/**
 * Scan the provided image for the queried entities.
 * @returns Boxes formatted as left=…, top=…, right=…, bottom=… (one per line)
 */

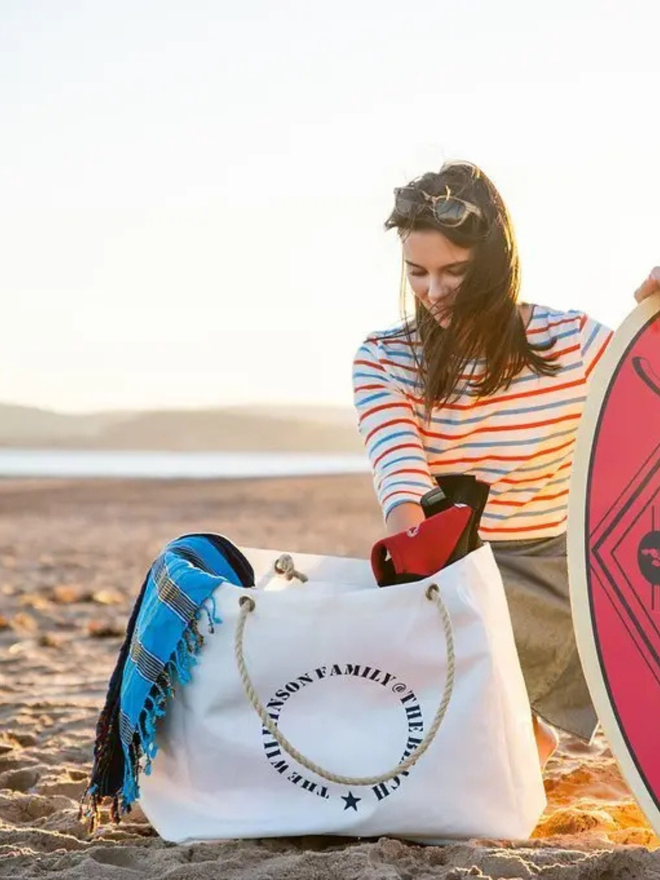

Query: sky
left=1, top=0, right=659, bottom=414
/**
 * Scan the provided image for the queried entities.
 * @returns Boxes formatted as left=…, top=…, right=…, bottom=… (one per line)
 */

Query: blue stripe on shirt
left=369, top=429, right=422, bottom=454
left=414, top=395, right=586, bottom=427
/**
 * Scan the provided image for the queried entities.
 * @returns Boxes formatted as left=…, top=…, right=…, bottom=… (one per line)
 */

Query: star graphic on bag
left=341, top=791, right=361, bottom=811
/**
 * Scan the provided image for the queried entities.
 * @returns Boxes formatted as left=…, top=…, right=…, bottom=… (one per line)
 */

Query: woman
left=352, top=160, right=660, bottom=766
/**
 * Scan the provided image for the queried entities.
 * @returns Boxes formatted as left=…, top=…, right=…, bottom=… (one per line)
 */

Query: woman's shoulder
left=355, top=323, right=419, bottom=355
left=526, top=303, right=588, bottom=333
left=352, top=324, right=421, bottom=391
left=527, top=303, right=613, bottom=340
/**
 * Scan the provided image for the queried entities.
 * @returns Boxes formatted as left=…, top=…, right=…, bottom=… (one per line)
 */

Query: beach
left=1, top=475, right=659, bottom=879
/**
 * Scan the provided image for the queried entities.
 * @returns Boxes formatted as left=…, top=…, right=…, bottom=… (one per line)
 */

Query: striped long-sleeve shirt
left=352, top=304, right=613, bottom=541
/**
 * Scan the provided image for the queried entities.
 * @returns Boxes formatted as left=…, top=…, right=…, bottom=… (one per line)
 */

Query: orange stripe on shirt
left=427, top=438, right=576, bottom=468
left=489, top=488, right=569, bottom=507
left=585, top=332, right=614, bottom=379
left=480, top=515, right=567, bottom=535
left=498, top=460, right=572, bottom=485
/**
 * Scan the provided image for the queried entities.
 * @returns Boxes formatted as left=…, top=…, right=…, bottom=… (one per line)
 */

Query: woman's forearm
left=385, top=502, right=426, bottom=536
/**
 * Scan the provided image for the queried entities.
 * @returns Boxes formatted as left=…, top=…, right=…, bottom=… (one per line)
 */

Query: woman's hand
left=634, top=267, right=660, bottom=304
left=385, top=502, right=426, bottom=537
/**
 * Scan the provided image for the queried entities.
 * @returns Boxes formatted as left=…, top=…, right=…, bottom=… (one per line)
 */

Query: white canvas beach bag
left=138, top=543, right=546, bottom=844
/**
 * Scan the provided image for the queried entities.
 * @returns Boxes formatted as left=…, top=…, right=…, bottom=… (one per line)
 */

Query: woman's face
left=402, top=229, right=472, bottom=328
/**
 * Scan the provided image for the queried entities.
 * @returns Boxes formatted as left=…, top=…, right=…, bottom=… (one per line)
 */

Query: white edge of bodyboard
left=568, top=291, right=660, bottom=835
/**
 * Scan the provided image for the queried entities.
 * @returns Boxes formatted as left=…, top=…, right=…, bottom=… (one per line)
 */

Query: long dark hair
left=385, top=161, right=559, bottom=419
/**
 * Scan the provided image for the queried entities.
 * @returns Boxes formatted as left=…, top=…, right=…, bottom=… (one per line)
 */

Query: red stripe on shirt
left=354, top=358, right=385, bottom=372
left=364, top=416, right=419, bottom=445
left=381, top=486, right=427, bottom=506
left=405, top=376, right=587, bottom=411
left=527, top=316, right=578, bottom=335
left=417, top=411, right=580, bottom=442
left=359, top=400, right=411, bottom=425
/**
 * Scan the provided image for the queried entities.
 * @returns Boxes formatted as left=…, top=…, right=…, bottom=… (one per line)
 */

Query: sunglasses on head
left=393, top=186, right=484, bottom=228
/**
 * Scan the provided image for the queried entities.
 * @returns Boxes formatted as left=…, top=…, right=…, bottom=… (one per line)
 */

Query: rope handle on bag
left=233, top=583, right=455, bottom=786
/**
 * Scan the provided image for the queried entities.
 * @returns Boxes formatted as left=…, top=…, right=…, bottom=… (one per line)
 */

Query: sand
left=1, top=475, right=659, bottom=879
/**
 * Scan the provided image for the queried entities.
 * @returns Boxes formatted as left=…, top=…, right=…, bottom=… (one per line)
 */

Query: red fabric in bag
left=370, top=505, right=472, bottom=587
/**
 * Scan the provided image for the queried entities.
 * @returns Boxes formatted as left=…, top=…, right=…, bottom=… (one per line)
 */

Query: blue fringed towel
left=79, top=533, right=254, bottom=829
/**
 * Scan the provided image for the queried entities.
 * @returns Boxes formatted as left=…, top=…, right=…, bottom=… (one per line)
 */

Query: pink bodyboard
left=569, top=293, right=660, bottom=835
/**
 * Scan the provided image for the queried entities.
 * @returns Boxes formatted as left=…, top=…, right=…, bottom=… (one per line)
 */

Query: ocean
left=0, top=449, right=371, bottom=480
